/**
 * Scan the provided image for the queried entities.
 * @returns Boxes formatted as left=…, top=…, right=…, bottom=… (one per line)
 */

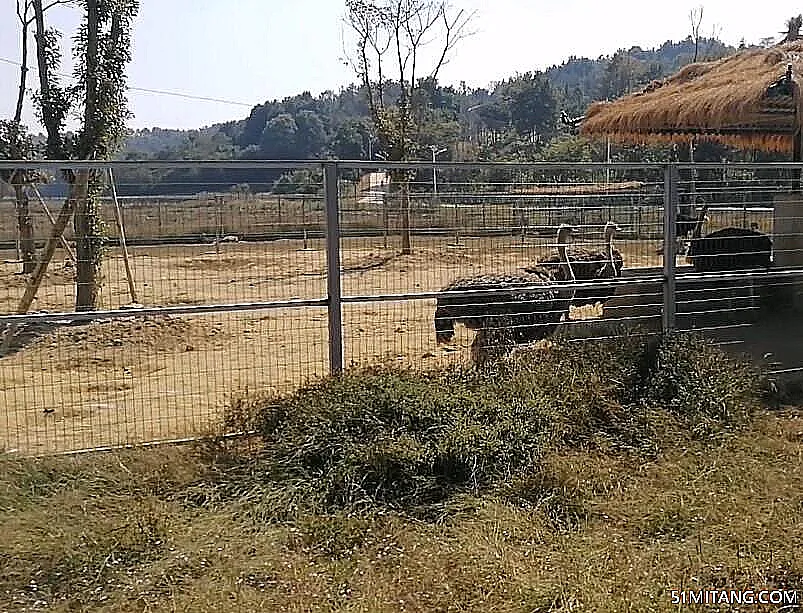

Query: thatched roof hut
left=580, top=35, right=803, bottom=155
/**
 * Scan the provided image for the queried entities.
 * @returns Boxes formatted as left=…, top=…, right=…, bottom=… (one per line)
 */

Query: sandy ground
left=1, top=234, right=664, bottom=454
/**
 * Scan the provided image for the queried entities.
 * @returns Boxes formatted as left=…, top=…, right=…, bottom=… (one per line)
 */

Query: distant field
left=0, top=190, right=774, bottom=248
left=0, top=196, right=778, bottom=454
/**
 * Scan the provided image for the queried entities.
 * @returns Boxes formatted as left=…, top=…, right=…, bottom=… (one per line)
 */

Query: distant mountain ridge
left=109, top=34, right=751, bottom=193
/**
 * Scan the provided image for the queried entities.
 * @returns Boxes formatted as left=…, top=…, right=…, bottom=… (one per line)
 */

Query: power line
left=0, top=56, right=255, bottom=107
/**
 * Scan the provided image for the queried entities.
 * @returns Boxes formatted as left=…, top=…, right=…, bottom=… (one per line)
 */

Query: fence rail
left=1, top=160, right=802, bottom=455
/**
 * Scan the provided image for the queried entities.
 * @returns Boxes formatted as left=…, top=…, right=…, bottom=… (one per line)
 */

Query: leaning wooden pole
left=107, top=168, right=138, bottom=304
left=1, top=173, right=87, bottom=353
left=30, top=185, right=76, bottom=262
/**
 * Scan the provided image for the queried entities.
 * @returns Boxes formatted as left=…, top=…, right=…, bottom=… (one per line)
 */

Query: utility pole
left=430, top=144, right=447, bottom=202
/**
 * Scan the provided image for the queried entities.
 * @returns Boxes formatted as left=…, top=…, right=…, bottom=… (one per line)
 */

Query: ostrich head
left=603, top=221, right=621, bottom=241
left=555, top=224, right=579, bottom=283
left=556, top=224, right=579, bottom=245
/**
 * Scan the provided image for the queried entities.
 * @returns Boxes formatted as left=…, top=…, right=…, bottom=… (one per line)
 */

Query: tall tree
left=0, top=1, right=69, bottom=273
left=260, top=113, right=298, bottom=159
left=344, top=0, right=474, bottom=254
left=332, top=118, right=372, bottom=159
left=16, top=0, right=139, bottom=315
left=505, top=72, right=558, bottom=141
left=294, top=110, right=327, bottom=158
left=689, top=6, right=704, bottom=62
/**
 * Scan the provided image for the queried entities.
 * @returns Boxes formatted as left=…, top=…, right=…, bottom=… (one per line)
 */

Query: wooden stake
left=1, top=173, right=87, bottom=353
left=30, top=185, right=76, bottom=262
left=107, top=169, right=137, bottom=304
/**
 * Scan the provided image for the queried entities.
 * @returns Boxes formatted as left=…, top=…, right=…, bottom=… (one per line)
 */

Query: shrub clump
left=221, top=332, right=765, bottom=515
left=226, top=366, right=552, bottom=512
left=646, top=331, right=762, bottom=428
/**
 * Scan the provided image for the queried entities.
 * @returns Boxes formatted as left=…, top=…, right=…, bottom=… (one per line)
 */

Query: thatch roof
left=580, top=40, right=803, bottom=152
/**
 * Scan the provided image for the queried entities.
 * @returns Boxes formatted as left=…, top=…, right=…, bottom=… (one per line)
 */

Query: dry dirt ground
left=1, top=234, right=663, bottom=455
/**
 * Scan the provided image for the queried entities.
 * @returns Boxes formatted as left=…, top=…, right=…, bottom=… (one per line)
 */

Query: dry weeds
left=0, top=408, right=799, bottom=612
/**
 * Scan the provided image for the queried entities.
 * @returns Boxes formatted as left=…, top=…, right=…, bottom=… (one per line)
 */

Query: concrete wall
left=773, top=193, right=803, bottom=310
left=773, top=193, right=803, bottom=268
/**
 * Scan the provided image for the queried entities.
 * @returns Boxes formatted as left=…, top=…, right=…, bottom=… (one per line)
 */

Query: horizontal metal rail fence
left=1, top=160, right=802, bottom=455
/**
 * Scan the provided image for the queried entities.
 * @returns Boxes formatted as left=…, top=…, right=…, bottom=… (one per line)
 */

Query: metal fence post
left=324, top=162, right=344, bottom=374
left=663, top=164, right=679, bottom=332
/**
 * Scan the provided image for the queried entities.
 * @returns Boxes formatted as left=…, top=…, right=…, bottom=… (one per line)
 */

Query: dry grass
left=581, top=40, right=802, bottom=152
left=0, top=194, right=328, bottom=245
left=0, top=407, right=800, bottom=612
left=512, top=180, right=646, bottom=195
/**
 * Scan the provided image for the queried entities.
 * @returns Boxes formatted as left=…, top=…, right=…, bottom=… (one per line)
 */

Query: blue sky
left=1, top=0, right=800, bottom=131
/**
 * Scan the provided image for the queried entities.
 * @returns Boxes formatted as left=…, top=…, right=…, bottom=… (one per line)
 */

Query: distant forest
left=113, top=36, right=784, bottom=195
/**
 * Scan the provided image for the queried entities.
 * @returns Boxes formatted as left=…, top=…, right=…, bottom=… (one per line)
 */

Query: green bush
left=220, top=332, right=765, bottom=516
left=234, top=367, right=551, bottom=511
left=645, top=332, right=761, bottom=428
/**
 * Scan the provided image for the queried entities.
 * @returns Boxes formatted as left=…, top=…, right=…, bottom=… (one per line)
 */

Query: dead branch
left=690, top=6, right=704, bottom=62
left=430, top=6, right=475, bottom=81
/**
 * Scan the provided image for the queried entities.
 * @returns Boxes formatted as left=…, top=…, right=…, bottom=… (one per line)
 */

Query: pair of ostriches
left=434, top=222, right=623, bottom=365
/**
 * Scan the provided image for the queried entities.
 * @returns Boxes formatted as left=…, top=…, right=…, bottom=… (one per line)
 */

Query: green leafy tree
left=294, top=110, right=327, bottom=158
left=272, top=169, right=324, bottom=195
left=505, top=72, right=558, bottom=141
left=332, top=118, right=372, bottom=159
left=15, top=0, right=139, bottom=315
left=260, top=113, right=298, bottom=159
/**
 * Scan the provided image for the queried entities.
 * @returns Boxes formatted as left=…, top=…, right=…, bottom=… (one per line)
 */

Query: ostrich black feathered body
left=687, top=227, right=772, bottom=272
left=434, top=269, right=568, bottom=345
left=529, top=247, right=623, bottom=306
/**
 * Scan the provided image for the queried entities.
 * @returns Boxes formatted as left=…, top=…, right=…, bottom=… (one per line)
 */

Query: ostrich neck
left=691, top=203, right=709, bottom=239
left=606, top=234, right=617, bottom=276
left=558, top=243, right=576, bottom=301
left=558, top=244, right=575, bottom=281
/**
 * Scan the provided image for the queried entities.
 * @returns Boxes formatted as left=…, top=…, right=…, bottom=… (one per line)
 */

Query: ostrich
left=686, top=226, right=772, bottom=272
left=434, top=225, right=578, bottom=365
left=683, top=225, right=773, bottom=323
left=656, top=204, right=710, bottom=256
left=676, top=212, right=700, bottom=241
left=528, top=221, right=623, bottom=308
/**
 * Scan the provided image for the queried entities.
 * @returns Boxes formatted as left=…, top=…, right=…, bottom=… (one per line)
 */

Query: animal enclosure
left=1, top=160, right=802, bottom=455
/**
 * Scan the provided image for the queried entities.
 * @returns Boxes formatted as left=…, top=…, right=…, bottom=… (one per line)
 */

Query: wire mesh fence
left=1, top=160, right=802, bottom=455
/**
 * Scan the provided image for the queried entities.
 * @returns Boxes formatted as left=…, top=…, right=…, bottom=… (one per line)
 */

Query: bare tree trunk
left=14, top=172, right=88, bottom=315
left=32, top=0, right=61, bottom=157
left=13, top=185, right=36, bottom=274
left=11, top=179, right=37, bottom=274
left=74, top=0, right=102, bottom=311
left=1, top=175, right=89, bottom=354
left=15, top=1, right=30, bottom=123
left=12, top=3, right=38, bottom=273
left=73, top=172, right=102, bottom=310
